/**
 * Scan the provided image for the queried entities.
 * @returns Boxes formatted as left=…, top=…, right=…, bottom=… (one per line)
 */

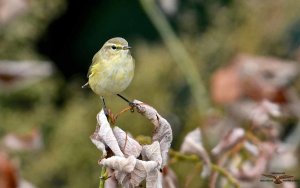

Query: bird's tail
left=81, top=82, right=90, bottom=89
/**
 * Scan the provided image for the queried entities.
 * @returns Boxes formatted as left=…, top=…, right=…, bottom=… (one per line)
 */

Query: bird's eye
left=111, top=45, right=117, bottom=50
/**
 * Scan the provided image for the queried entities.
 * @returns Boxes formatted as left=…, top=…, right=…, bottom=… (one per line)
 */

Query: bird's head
left=100, top=37, right=131, bottom=60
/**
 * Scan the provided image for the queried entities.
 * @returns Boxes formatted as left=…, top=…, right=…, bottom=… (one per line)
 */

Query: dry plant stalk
left=90, top=100, right=173, bottom=188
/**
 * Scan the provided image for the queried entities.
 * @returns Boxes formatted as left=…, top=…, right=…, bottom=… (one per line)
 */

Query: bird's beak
left=123, top=46, right=131, bottom=50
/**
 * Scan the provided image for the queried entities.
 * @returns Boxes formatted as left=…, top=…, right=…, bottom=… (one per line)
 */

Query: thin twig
left=245, top=131, right=261, bottom=145
left=111, top=106, right=133, bottom=124
left=169, top=149, right=199, bottom=162
left=211, top=164, right=240, bottom=188
left=99, top=166, right=107, bottom=188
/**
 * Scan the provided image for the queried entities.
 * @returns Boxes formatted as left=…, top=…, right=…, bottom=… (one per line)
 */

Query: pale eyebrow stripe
left=106, top=43, right=124, bottom=50
left=106, top=43, right=115, bottom=46
left=106, top=42, right=123, bottom=46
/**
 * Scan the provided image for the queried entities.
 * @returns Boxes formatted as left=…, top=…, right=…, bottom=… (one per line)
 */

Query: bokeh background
left=1, top=0, right=300, bottom=187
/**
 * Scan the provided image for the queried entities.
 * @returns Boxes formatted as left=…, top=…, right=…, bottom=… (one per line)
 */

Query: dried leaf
left=236, top=55, right=298, bottom=89
left=130, top=160, right=159, bottom=187
left=133, top=100, right=173, bottom=167
left=100, top=156, right=136, bottom=173
left=96, top=110, right=124, bottom=157
left=180, top=128, right=211, bottom=176
left=146, top=168, right=161, bottom=188
left=249, top=100, right=281, bottom=126
left=211, top=128, right=245, bottom=156
left=212, top=54, right=299, bottom=104
left=114, top=171, right=131, bottom=188
left=90, top=101, right=172, bottom=188
left=90, top=127, right=107, bottom=157
left=237, top=54, right=298, bottom=102
left=113, top=159, right=160, bottom=188
left=113, top=126, right=142, bottom=158
left=230, top=142, right=277, bottom=181
left=142, top=141, right=162, bottom=168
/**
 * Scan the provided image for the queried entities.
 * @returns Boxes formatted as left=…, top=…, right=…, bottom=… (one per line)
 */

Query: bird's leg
left=101, top=97, right=117, bottom=124
left=101, top=96, right=109, bottom=117
left=116, top=94, right=136, bottom=112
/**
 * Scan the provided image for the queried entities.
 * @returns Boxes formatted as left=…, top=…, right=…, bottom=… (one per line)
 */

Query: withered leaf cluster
left=90, top=100, right=173, bottom=188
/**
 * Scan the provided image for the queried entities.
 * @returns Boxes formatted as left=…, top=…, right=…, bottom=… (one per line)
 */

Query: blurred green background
left=1, top=0, right=300, bottom=187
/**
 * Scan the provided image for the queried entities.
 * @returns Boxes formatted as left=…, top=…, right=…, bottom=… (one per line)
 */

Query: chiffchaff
left=82, top=37, right=135, bottom=111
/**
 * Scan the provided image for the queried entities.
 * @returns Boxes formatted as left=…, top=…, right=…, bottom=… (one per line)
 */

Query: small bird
left=262, top=174, right=294, bottom=184
left=82, top=37, right=135, bottom=114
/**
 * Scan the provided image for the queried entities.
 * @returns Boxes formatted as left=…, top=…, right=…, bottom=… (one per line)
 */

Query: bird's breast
left=88, top=55, right=134, bottom=96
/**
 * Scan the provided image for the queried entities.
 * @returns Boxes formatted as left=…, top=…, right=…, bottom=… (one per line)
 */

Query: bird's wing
left=87, top=52, right=100, bottom=78
left=279, top=175, right=294, bottom=179
left=262, top=174, right=276, bottom=179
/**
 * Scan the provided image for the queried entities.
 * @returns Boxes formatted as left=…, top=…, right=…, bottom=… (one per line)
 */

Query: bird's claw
left=129, top=102, right=137, bottom=112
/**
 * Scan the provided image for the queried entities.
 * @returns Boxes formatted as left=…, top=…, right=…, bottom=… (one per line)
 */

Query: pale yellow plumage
left=83, top=37, right=135, bottom=97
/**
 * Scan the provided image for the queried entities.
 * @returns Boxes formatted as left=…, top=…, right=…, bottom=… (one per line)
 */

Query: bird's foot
left=129, top=101, right=137, bottom=112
